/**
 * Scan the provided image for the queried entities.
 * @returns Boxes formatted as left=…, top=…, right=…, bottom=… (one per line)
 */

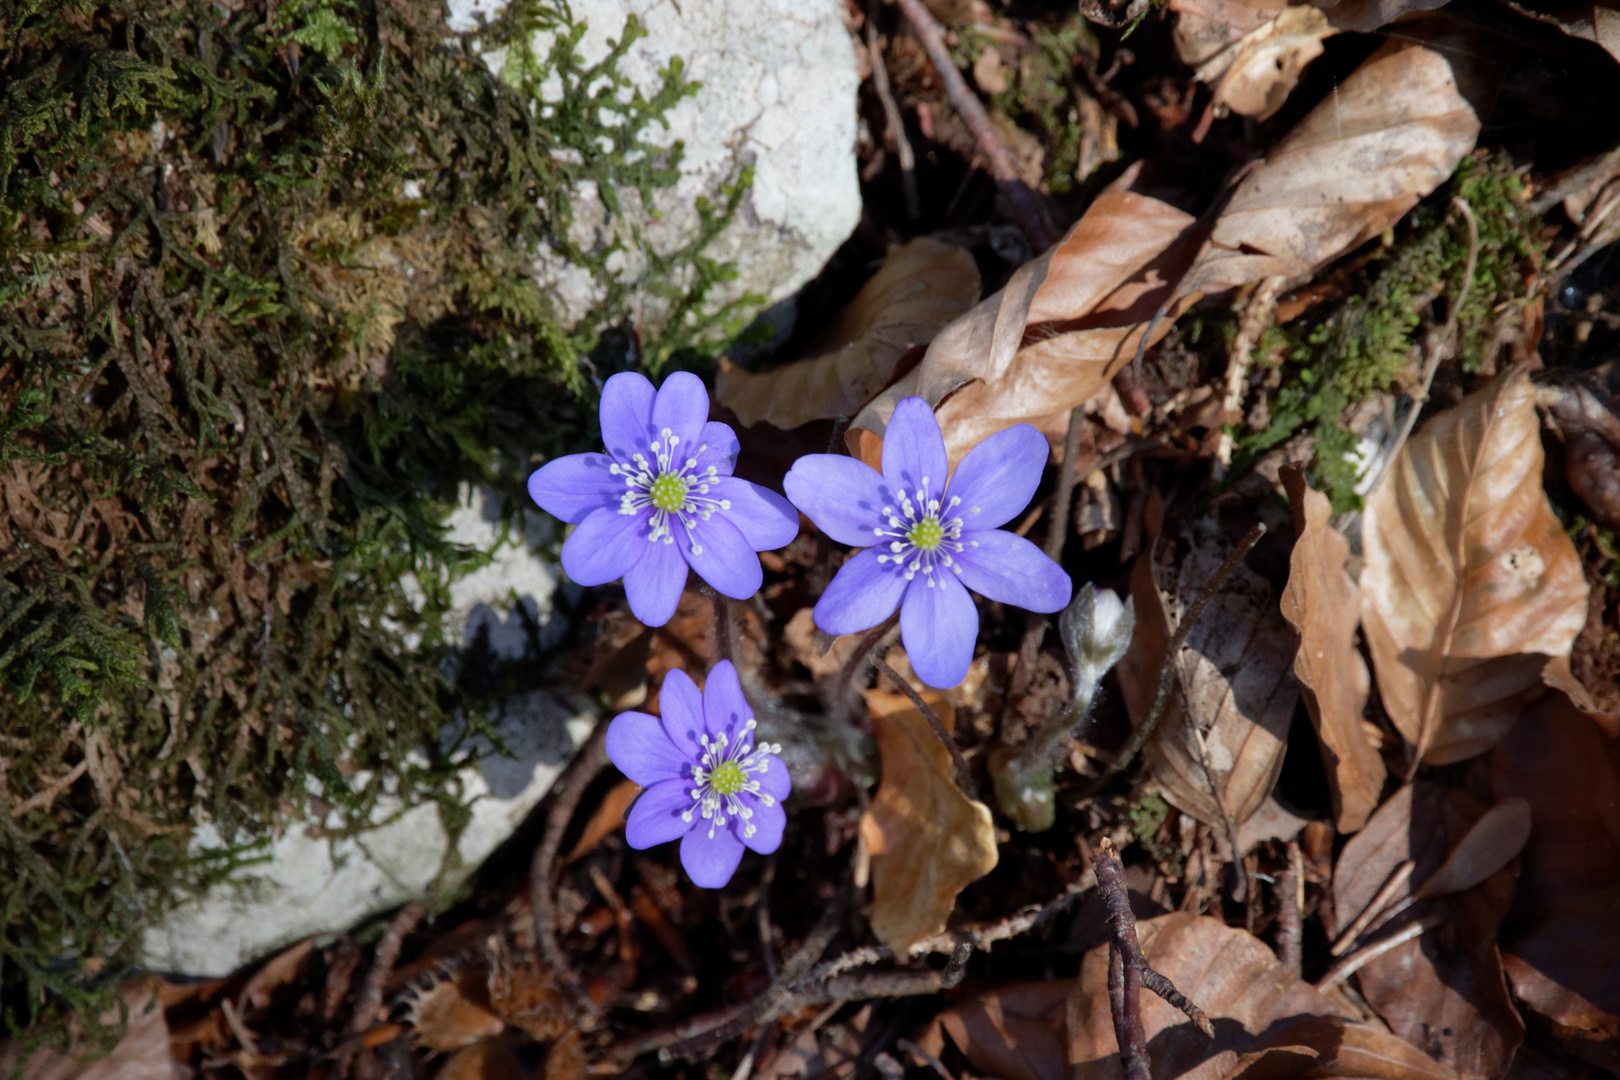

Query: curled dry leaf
left=1492, top=692, right=1620, bottom=1070
left=1177, top=37, right=1481, bottom=299
left=920, top=981, right=1070, bottom=1080
left=1279, top=468, right=1385, bottom=833
left=1116, top=527, right=1299, bottom=829
left=1175, top=0, right=1338, bottom=120
left=1067, top=913, right=1457, bottom=1080
left=1331, top=783, right=1525, bottom=1079
left=402, top=971, right=506, bottom=1053
left=858, top=689, right=999, bottom=954
left=715, top=237, right=981, bottom=429
left=1361, top=366, right=1589, bottom=765
left=850, top=185, right=1196, bottom=466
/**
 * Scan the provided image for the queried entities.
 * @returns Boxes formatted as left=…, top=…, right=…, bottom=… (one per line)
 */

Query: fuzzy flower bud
left=1059, top=583, right=1135, bottom=701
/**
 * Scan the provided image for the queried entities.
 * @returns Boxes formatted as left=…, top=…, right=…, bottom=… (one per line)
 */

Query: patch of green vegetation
left=0, top=0, right=754, bottom=1044
left=1127, top=791, right=1182, bottom=875
left=1231, top=151, right=1542, bottom=511
left=963, top=13, right=1112, bottom=196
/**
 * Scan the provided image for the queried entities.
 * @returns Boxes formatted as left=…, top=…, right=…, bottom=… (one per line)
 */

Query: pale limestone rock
left=448, top=0, right=861, bottom=335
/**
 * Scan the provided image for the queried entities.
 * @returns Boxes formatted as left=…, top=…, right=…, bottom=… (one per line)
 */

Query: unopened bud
left=1059, top=583, right=1135, bottom=698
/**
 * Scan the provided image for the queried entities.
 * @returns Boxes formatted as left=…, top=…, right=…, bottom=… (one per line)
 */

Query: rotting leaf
left=1177, top=37, right=1482, bottom=299
left=1066, top=913, right=1457, bottom=1080
left=858, top=690, right=999, bottom=954
left=0, top=980, right=174, bottom=1080
left=1279, top=468, right=1385, bottom=833
left=1116, top=526, right=1299, bottom=829
left=1361, top=365, right=1589, bottom=765
left=1492, top=692, right=1620, bottom=1071
left=850, top=183, right=1195, bottom=466
left=1331, top=783, right=1525, bottom=1080
left=716, top=238, right=980, bottom=430
left=920, top=981, right=1070, bottom=1080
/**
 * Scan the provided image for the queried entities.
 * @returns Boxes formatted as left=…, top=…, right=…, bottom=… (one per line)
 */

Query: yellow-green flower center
left=709, top=759, right=747, bottom=796
left=907, top=516, right=945, bottom=552
left=649, top=472, right=690, bottom=512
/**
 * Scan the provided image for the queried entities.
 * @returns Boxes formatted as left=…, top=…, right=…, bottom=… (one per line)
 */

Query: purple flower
left=605, top=660, right=789, bottom=888
left=527, top=371, right=799, bottom=626
left=783, top=397, right=1072, bottom=689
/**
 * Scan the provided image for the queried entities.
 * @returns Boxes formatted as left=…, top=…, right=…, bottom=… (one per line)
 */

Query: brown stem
left=866, top=9, right=920, bottom=221
left=871, top=648, right=975, bottom=795
left=1096, top=837, right=1214, bottom=1075
left=833, top=611, right=901, bottom=716
left=892, top=0, right=1055, bottom=249
left=529, top=722, right=610, bottom=1017
left=1101, top=523, right=1266, bottom=780
left=333, top=901, right=425, bottom=1076
left=1276, top=840, right=1304, bottom=974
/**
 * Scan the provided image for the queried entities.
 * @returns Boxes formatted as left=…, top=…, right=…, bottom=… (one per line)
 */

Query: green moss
left=0, top=0, right=752, bottom=1042
left=1231, top=151, right=1542, bottom=511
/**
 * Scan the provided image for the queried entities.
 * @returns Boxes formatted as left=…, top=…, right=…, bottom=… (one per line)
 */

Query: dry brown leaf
left=562, top=778, right=640, bottom=865
left=238, top=936, right=317, bottom=1012
left=783, top=607, right=862, bottom=679
left=1361, top=366, right=1590, bottom=765
left=402, top=970, right=506, bottom=1052
left=1280, top=468, right=1385, bottom=833
left=435, top=1035, right=531, bottom=1080
left=1175, top=0, right=1338, bottom=120
left=1066, top=913, right=1457, bottom=1080
left=1505, top=1, right=1620, bottom=64
left=1331, top=783, right=1525, bottom=1079
left=1116, top=527, right=1299, bottom=828
left=858, top=689, right=998, bottom=953
left=715, top=238, right=980, bottom=429
left=1492, top=692, right=1620, bottom=1071
left=921, top=981, right=1070, bottom=1080
left=0, top=980, right=176, bottom=1080
left=1178, top=37, right=1481, bottom=299
left=849, top=185, right=1195, bottom=466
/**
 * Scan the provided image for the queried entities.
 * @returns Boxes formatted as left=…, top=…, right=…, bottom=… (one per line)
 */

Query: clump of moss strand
left=1231, top=151, right=1542, bottom=511
left=0, top=0, right=751, bottom=1042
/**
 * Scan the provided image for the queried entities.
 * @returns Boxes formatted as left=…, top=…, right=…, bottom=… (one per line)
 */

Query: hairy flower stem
left=832, top=612, right=900, bottom=718
left=703, top=582, right=736, bottom=667
left=991, top=664, right=1104, bottom=832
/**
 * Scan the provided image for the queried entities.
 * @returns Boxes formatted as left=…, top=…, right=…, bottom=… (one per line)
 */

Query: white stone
left=139, top=486, right=584, bottom=977
left=446, top=0, right=862, bottom=334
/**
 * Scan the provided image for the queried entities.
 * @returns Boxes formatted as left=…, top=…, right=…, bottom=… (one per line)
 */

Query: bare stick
left=530, top=722, right=610, bottom=1016
left=1214, top=276, right=1288, bottom=471
left=1096, top=838, right=1212, bottom=1080
left=1100, top=523, right=1267, bottom=781
left=867, top=11, right=921, bottom=221
left=893, top=0, right=1055, bottom=249
left=1276, top=841, right=1304, bottom=974
left=871, top=648, right=974, bottom=794
left=1317, top=913, right=1443, bottom=988
left=1329, top=860, right=1415, bottom=956
left=348, top=902, right=424, bottom=1036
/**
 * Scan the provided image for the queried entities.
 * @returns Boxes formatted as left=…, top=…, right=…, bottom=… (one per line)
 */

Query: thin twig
left=530, top=722, right=610, bottom=1016
left=348, top=902, right=424, bottom=1037
left=1317, top=914, right=1443, bottom=988
left=871, top=648, right=974, bottom=794
left=758, top=851, right=779, bottom=982
left=1096, top=838, right=1212, bottom=1080
left=1190, top=723, right=1245, bottom=902
left=10, top=760, right=88, bottom=818
left=1276, top=840, right=1304, bottom=974
left=1098, top=523, right=1267, bottom=781
left=893, top=0, right=1055, bottom=249
left=1214, top=275, right=1288, bottom=472
left=867, top=10, right=920, bottom=221
left=898, top=1037, right=957, bottom=1080
left=1329, top=860, right=1415, bottom=957
left=703, top=582, right=736, bottom=667
left=833, top=611, right=901, bottom=717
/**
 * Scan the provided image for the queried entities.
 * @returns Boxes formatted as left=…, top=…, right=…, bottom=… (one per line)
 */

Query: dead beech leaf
left=1177, top=0, right=1338, bottom=120
left=1067, top=913, right=1456, bottom=1080
left=562, top=778, right=640, bottom=865
left=1331, top=783, right=1525, bottom=1079
left=715, top=238, right=980, bottom=429
left=850, top=185, right=1195, bottom=466
left=921, top=981, right=1069, bottom=1080
left=402, top=970, right=506, bottom=1052
left=1492, top=693, right=1620, bottom=1069
left=1116, top=527, right=1299, bottom=828
left=858, top=690, right=998, bottom=953
left=1361, top=366, right=1590, bottom=765
left=1, top=979, right=176, bottom=1080
left=1178, top=37, right=1481, bottom=299
left=239, top=936, right=317, bottom=1011
left=1280, top=468, right=1385, bottom=833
